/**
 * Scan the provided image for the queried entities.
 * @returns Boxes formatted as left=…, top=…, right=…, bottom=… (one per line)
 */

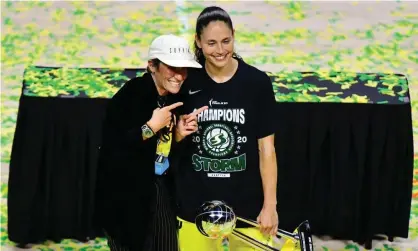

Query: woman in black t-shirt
left=173, top=6, right=280, bottom=251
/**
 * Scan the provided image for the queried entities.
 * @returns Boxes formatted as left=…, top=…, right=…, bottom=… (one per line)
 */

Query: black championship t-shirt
left=175, top=58, right=277, bottom=224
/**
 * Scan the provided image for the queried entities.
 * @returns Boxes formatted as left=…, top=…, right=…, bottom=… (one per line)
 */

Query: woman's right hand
left=175, top=106, right=208, bottom=142
left=147, top=102, right=183, bottom=133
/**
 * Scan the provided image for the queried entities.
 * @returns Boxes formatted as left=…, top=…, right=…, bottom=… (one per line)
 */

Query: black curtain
left=7, top=96, right=108, bottom=244
left=275, top=102, right=414, bottom=244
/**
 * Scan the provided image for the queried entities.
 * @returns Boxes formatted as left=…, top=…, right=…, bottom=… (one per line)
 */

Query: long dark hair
left=194, top=6, right=241, bottom=65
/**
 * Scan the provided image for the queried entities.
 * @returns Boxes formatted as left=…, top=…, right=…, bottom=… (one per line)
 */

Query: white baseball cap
left=148, top=34, right=202, bottom=68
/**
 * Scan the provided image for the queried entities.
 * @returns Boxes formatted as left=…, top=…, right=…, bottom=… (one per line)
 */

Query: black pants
left=105, top=176, right=179, bottom=251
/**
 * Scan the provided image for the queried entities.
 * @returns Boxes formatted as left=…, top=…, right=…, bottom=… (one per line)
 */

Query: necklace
left=157, top=95, right=167, bottom=108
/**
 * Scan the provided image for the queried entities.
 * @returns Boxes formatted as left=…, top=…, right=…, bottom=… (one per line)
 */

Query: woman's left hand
left=257, top=204, right=279, bottom=236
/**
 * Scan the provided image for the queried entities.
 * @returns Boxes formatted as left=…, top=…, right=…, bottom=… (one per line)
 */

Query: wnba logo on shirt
left=209, top=98, right=228, bottom=107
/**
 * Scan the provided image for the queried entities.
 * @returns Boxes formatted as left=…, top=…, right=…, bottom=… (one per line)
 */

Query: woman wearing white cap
left=94, top=34, right=206, bottom=251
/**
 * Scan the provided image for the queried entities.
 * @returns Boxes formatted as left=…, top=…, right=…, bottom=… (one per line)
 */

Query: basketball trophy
left=195, top=200, right=314, bottom=251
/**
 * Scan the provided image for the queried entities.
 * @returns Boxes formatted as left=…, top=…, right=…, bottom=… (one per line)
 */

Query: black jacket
left=93, top=73, right=181, bottom=250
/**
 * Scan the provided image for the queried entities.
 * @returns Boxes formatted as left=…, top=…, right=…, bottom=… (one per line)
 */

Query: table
left=7, top=66, right=414, bottom=249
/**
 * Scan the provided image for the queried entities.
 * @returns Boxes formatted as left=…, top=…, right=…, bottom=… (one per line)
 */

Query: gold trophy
left=195, top=200, right=314, bottom=251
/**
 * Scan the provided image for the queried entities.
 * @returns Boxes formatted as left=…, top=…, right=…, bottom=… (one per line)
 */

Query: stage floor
left=1, top=1, right=417, bottom=250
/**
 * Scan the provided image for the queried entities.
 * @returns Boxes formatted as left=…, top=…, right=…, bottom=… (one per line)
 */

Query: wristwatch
left=141, top=123, right=155, bottom=139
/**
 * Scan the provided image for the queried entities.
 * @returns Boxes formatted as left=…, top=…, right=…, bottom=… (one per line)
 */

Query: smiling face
left=148, top=60, right=188, bottom=96
left=196, top=20, right=234, bottom=69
